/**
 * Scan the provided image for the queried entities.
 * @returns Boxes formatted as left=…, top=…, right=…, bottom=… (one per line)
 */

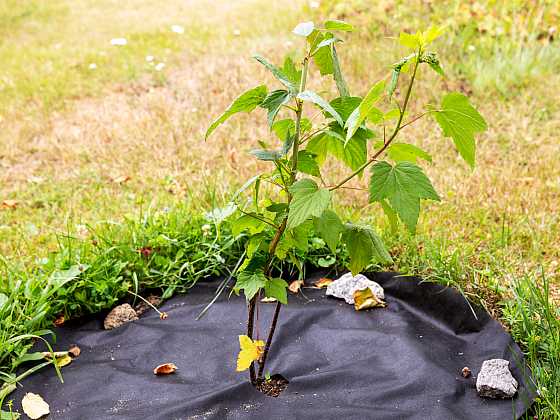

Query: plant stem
left=247, top=296, right=257, bottom=384
left=255, top=54, right=310, bottom=382
left=329, top=51, right=422, bottom=191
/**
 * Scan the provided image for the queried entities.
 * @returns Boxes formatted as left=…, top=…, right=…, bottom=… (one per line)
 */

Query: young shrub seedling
left=205, top=21, right=487, bottom=392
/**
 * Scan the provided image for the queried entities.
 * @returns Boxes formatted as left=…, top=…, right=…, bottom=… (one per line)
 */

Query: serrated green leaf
left=287, top=179, right=331, bottom=229
left=231, top=214, right=267, bottom=236
left=377, top=141, right=432, bottom=163
left=272, top=118, right=311, bottom=141
left=1, top=409, right=20, bottom=420
left=308, top=31, right=334, bottom=75
left=297, top=90, right=343, bottom=126
left=420, top=51, right=444, bottom=76
left=235, top=271, right=267, bottom=301
left=329, top=96, right=362, bottom=121
left=324, top=19, right=354, bottom=32
left=380, top=200, right=399, bottom=234
left=369, top=161, right=440, bottom=233
left=265, top=278, right=289, bottom=304
left=253, top=55, right=296, bottom=92
left=205, top=85, right=267, bottom=139
left=423, top=26, right=446, bottom=44
left=345, top=80, right=385, bottom=141
left=260, top=89, right=290, bottom=127
left=343, top=224, right=392, bottom=275
left=275, top=221, right=311, bottom=259
left=293, top=21, right=315, bottom=37
left=297, top=150, right=321, bottom=177
left=307, top=123, right=372, bottom=172
left=314, top=209, right=344, bottom=252
left=433, top=93, right=487, bottom=168
left=282, top=56, right=302, bottom=87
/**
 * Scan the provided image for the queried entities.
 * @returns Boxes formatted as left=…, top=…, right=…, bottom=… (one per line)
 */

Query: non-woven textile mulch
left=12, top=272, right=534, bottom=419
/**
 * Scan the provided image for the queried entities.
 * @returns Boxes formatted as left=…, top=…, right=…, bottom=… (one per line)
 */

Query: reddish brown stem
left=257, top=300, right=282, bottom=379
left=247, top=296, right=257, bottom=384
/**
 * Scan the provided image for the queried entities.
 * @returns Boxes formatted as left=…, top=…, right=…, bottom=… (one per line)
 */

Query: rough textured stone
left=476, top=359, right=518, bottom=399
left=326, top=273, right=384, bottom=304
left=104, top=304, right=139, bottom=330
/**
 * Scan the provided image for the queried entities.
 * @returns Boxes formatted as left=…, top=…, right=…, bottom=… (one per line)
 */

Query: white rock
left=326, top=273, right=384, bottom=304
left=476, top=359, right=518, bottom=399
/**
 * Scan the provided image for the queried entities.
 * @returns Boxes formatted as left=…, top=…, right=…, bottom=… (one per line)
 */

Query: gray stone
left=104, top=304, right=139, bottom=330
left=476, top=359, right=518, bottom=399
left=326, top=273, right=384, bottom=304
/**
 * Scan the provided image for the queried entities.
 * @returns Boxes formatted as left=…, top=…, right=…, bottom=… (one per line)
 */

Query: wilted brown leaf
left=462, top=366, right=472, bottom=378
left=68, top=345, right=81, bottom=358
left=1, top=199, right=18, bottom=209
left=153, top=362, right=177, bottom=375
left=22, top=392, right=50, bottom=419
left=353, top=288, right=386, bottom=311
left=313, top=278, right=333, bottom=289
left=54, top=314, right=65, bottom=327
left=288, top=280, right=303, bottom=294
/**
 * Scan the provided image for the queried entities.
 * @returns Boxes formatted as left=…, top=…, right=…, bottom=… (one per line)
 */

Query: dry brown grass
left=0, top=0, right=558, bottom=295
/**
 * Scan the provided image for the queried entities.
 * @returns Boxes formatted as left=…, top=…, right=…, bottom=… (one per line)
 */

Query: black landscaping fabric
left=12, top=272, right=534, bottom=419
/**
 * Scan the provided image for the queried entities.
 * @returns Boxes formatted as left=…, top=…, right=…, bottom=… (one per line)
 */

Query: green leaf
left=329, top=96, right=361, bottom=121
left=293, top=21, right=315, bottom=37
left=324, top=19, right=354, bottom=32
left=380, top=200, right=399, bottom=234
left=423, top=26, right=446, bottom=44
left=275, top=221, right=311, bottom=259
left=377, top=141, right=432, bottom=163
left=250, top=148, right=282, bottom=161
left=260, top=89, right=290, bottom=127
left=313, top=37, right=340, bottom=53
left=297, top=90, right=343, bottom=126
left=272, top=118, right=311, bottom=141
left=308, top=31, right=334, bottom=75
left=1, top=409, right=20, bottom=420
left=205, top=85, right=267, bottom=139
left=345, top=80, right=385, bottom=141
left=297, top=150, right=321, bottom=177
left=343, top=224, right=392, bottom=275
left=331, top=45, right=350, bottom=97
left=231, top=214, right=267, bottom=236
left=399, top=31, right=421, bottom=50
left=433, top=93, right=487, bottom=168
left=307, top=123, right=372, bottom=172
left=287, top=179, right=331, bottom=229
left=282, top=56, right=302, bottom=87
left=235, top=271, right=267, bottom=301
left=264, top=278, right=289, bottom=304
left=369, top=161, right=440, bottom=233
left=253, top=55, right=296, bottom=92
left=314, top=209, right=344, bottom=252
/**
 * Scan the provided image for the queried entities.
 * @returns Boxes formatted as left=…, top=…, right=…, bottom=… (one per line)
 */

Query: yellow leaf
left=288, top=280, right=303, bottom=294
left=55, top=354, right=73, bottom=367
left=353, top=288, right=386, bottom=311
left=22, top=392, right=50, bottom=419
left=236, top=335, right=264, bottom=372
